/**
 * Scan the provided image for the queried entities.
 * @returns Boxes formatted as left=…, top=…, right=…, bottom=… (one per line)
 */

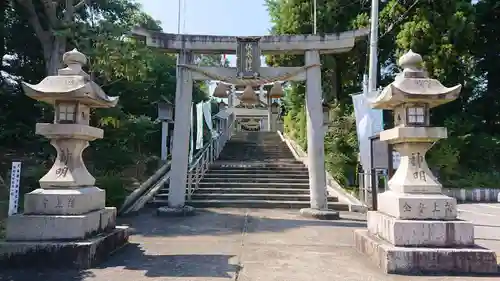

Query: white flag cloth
left=352, top=93, right=383, bottom=171
left=202, top=101, right=213, bottom=131
left=196, top=102, right=204, bottom=149
left=189, top=102, right=194, bottom=163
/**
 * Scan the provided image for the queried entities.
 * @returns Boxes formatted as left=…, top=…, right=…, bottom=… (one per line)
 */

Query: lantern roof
left=21, top=49, right=119, bottom=108
left=371, top=50, right=461, bottom=110
left=238, top=85, right=260, bottom=105
left=268, top=82, right=284, bottom=98
left=213, top=82, right=229, bottom=98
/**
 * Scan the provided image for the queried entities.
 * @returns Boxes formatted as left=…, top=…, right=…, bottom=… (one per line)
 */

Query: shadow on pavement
left=0, top=269, right=96, bottom=281
left=122, top=209, right=366, bottom=237
left=0, top=243, right=239, bottom=280
left=95, top=243, right=239, bottom=278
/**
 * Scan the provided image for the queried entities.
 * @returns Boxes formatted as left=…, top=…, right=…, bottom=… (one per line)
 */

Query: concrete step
left=224, top=142, right=284, bottom=145
left=223, top=144, right=289, bottom=148
left=219, top=150, right=293, bottom=153
left=213, top=159, right=302, bottom=164
left=210, top=162, right=306, bottom=168
left=220, top=150, right=293, bottom=154
left=210, top=163, right=307, bottom=168
left=222, top=149, right=288, bottom=152
left=189, top=193, right=339, bottom=202
left=191, top=187, right=311, bottom=194
left=218, top=155, right=295, bottom=159
left=208, top=168, right=309, bottom=173
left=157, top=187, right=310, bottom=196
left=206, top=171, right=309, bottom=176
left=203, top=173, right=309, bottom=179
left=217, top=157, right=296, bottom=161
left=201, top=177, right=309, bottom=183
left=182, top=199, right=349, bottom=210
left=221, top=152, right=292, bottom=155
left=197, top=182, right=310, bottom=188
left=154, top=192, right=337, bottom=202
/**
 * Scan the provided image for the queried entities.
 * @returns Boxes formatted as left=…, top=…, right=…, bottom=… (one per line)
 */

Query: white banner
left=8, top=161, right=21, bottom=216
left=189, top=102, right=194, bottom=163
left=196, top=102, right=204, bottom=149
left=203, top=101, right=213, bottom=131
left=352, top=93, right=383, bottom=171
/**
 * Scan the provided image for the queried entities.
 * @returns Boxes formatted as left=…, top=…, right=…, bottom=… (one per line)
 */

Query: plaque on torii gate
left=236, top=37, right=261, bottom=79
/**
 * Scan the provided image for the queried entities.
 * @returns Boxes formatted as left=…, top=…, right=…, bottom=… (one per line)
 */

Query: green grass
left=0, top=185, right=8, bottom=240
left=343, top=186, right=358, bottom=197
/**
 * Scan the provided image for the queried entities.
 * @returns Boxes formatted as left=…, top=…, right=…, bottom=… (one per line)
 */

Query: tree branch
left=15, top=0, right=49, bottom=43
left=64, top=0, right=75, bottom=24
left=74, top=0, right=87, bottom=10
left=380, top=0, right=421, bottom=39
left=40, top=0, right=58, bottom=28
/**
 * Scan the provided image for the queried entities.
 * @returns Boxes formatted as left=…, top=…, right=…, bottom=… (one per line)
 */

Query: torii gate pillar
left=132, top=28, right=369, bottom=218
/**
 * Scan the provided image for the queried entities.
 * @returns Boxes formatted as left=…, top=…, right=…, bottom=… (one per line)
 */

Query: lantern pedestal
left=2, top=183, right=128, bottom=269
left=354, top=228, right=496, bottom=274
left=37, top=123, right=103, bottom=189
left=354, top=50, right=497, bottom=274
left=0, top=49, right=128, bottom=269
left=354, top=131, right=497, bottom=274
left=0, top=225, right=128, bottom=269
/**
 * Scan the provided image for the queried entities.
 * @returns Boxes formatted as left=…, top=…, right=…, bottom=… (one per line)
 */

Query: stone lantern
left=213, top=82, right=229, bottom=98
left=238, top=85, right=259, bottom=105
left=268, top=81, right=284, bottom=99
left=270, top=101, right=280, bottom=114
left=157, top=100, right=174, bottom=123
left=354, top=50, right=497, bottom=274
left=157, top=100, right=174, bottom=161
left=2, top=49, right=129, bottom=268
left=218, top=101, right=228, bottom=111
left=322, top=99, right=330, bottom=126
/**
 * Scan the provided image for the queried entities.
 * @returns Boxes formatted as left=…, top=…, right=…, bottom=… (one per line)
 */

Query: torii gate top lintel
left=131, top=27, right=369, bottom=54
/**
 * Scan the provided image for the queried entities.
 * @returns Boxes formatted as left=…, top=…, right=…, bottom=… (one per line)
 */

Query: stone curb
left=278, top=131, right=368, bottom=213
left=442, top=188, right=500, bottom=203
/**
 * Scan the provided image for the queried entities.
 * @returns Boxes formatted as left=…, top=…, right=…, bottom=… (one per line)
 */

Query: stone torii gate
left=132, top=28, right=369, bottom=216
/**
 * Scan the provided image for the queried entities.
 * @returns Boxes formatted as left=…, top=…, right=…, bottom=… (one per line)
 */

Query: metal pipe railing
left=186, top=113, right=235, bottom=198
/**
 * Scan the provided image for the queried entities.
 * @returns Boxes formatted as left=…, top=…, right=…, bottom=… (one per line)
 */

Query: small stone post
left=1, top=49, right=129, bottom=269
left=354, top=50, right=497, bottom=274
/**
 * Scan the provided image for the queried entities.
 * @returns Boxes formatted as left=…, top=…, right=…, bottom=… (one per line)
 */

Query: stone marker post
left=0, top=49, right=129, bottom=269
left=354, top=50, right=497, bottom=274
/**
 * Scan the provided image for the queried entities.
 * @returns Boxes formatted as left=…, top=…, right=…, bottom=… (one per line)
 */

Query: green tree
left=266, top=0, right=500, bottom=188
left=0, top=0, right=209, bottom=208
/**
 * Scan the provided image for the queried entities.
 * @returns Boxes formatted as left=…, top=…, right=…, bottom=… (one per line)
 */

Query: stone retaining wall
left=442, top=188, right=500, bottom=202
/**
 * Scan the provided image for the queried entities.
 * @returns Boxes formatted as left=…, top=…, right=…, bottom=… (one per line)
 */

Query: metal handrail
left=119, top=160, right=172, bottom=215
left=119, top=112, right=235, bottom=215
left=186, top=115, right=235, bottom=198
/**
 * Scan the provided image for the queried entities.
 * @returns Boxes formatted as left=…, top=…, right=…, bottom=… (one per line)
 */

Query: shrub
left=96, top=173, right=131, bottom=207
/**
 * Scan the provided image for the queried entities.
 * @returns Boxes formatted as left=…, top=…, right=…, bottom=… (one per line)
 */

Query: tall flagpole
left=368, top=0, right=379, bottom=96
left=177, top=0, right=182, bottom=34
left=313, top=0, right=317, bottom=34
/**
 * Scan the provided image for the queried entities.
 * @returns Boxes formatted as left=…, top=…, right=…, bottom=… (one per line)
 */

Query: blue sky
left=137, top=0, right=272, bottom=36
left=137, top=0, right=272, bottom=95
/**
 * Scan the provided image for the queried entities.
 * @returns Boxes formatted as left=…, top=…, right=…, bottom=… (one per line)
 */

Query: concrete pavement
left=458, top=203, right=500, bottom=253
left=1, top=205, right=499, bottom=281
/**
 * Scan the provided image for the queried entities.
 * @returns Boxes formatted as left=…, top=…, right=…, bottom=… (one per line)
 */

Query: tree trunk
left=42, top=36, right=66, bottom=75
left=330, top=56, right=338, bottom=103
left=0, top=0, right=7, bottom=71
left=15, top=0, right=76, bottom=76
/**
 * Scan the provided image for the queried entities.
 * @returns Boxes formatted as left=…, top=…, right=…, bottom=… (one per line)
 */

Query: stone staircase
left=153, top=131, right=348, bottom=210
